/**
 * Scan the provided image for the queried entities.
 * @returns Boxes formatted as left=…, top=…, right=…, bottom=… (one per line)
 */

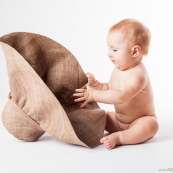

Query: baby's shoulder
left=128, top=63, right=149, bottom=84
left=131, top=63, right=148, bottom=76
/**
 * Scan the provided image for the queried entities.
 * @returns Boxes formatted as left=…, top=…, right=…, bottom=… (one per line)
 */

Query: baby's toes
left=104, top=140, right=112, bottom=149
left=100, top=137, right=108, bottom=143
left=106, top=143, right=113, bottom=150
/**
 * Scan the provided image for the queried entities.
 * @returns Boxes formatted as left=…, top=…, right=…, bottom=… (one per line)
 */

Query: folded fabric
left=0, top=32, right=106, bottom=148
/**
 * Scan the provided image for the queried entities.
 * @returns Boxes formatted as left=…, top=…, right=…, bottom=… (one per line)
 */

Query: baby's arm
left=86, top=73, right=109, bottom=90
left=74, top=75, right=146, bottom=107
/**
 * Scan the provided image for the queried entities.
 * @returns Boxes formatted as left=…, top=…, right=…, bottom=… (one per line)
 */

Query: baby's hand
left=73, top=86, right=94, bottom=107
left=86, top=72, right=97, bottom=87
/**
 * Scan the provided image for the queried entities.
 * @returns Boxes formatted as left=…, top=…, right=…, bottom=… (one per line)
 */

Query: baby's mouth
left=112, top=61, right=119, bottom=68
left=111, top=60, right=117, bottom=65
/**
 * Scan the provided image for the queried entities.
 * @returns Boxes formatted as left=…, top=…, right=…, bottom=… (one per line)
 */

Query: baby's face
left=107, top=31, right=135, bottom=70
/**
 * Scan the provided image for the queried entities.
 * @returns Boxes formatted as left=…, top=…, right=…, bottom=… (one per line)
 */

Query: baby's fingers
left=75, top=89, right=85, bottom=93
left=73, top=92, right=84, bottom=97
left=86, top=73, right=95, bottom=81
left=86, top=73, right=96, bottom=86
left=74, top=97, right=85, bottom=102
left=86, top=72, right=93, bottom=78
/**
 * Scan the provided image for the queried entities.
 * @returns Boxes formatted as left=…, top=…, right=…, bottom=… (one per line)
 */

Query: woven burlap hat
left=0, top=32, right=106, bottom=148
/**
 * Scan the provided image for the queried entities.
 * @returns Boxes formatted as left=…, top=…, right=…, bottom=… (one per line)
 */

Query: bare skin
left=73, top=30, right=159, bottom=150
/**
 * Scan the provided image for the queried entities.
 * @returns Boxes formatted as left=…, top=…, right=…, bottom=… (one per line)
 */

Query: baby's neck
left=130, top=55, right=143, bottom=69
left=130, top=61, right=141, bottom=69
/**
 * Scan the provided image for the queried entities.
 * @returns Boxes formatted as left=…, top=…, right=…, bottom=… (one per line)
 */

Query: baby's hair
left=109, top=19, right=151, bottom=55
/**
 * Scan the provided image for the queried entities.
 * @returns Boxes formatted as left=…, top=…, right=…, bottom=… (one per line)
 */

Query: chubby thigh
left=105, top=111, right=158, bottom=133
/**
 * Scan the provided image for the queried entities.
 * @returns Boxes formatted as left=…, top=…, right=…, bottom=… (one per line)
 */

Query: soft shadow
left=37, top=133, right=92, bottom=150
left=38, top=133, right=57, bottom=141
left=145, top=133, right=173, bottom=144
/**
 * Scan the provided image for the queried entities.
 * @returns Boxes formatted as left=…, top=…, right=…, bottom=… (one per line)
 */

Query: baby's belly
left=115, top=104, right=155, bottom=124
left=115, top=112, right=143, bottom=124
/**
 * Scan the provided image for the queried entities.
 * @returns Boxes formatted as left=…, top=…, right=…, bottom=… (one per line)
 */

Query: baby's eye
left=113, top=49, right=117, bottom=52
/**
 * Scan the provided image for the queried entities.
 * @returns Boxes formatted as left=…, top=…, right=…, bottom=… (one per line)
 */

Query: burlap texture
left=0, top=32, right=106, bottom=148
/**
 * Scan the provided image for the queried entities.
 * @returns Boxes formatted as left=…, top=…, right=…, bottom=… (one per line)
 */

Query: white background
left=0, top=0, right=173, bottom=173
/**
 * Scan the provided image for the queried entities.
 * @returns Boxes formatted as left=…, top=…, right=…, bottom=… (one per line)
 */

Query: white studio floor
left=0, top=113, right=173, bottom=173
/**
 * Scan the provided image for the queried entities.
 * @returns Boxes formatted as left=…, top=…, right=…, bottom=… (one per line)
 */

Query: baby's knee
left=149, top=117, right=159, bottom=136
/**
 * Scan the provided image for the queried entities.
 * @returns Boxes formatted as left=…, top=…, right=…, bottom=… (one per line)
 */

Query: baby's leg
left=101, top=115, right=159, bottom=150
left=100, top=111, right=121, bottom=149
left=104, top=111, right=121, bottom=133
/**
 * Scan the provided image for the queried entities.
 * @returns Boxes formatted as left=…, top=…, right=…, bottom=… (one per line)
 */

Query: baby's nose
left=107, top=50, right=113, bottom=57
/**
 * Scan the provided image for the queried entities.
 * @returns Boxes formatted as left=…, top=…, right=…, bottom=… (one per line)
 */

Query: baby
left=73, top=19, right=159, bottom=150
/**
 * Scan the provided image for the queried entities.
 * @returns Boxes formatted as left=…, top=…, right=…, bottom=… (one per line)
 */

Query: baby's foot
left=100, top=133, right=120, bottom=150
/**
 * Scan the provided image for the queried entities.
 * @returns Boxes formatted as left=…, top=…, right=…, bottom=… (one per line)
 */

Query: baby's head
left=109, top=19, right=151, bottom=56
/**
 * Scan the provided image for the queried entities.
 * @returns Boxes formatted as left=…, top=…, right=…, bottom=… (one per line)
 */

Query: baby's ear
left=131, top=45, right=141, bottom=57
